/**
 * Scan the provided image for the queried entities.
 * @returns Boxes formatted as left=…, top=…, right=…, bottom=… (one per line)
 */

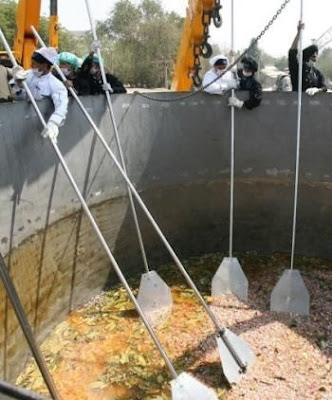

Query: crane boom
left=171, top=0, right=222, bottom=91
left=313, top=26, right=332, bottom=51
left=13, top=0, right=58, bottom=68
left=14, top=0, right=42, bottom=68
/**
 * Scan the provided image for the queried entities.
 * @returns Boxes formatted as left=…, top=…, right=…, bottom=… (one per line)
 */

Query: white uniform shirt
left=203, top=68, right=238, bottom=95
left=25, top=71, right=68, bottom=126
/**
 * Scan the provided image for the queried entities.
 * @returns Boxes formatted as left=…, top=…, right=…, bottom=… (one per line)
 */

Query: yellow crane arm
left=14, top=0, right=42, bottom=68
left=13, top=0, right=59, bottom=68
left=171, top=0, right=222, bottom=91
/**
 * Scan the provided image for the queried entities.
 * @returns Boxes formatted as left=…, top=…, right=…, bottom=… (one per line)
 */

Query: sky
left=40, top=0, right=332, bottom=57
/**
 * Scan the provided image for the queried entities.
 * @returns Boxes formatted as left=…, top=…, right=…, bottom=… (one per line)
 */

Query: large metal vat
left=0, top=91, right=331, bottom=380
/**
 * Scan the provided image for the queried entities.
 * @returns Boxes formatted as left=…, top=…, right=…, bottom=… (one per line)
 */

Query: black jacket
left=80, top=56, right=126, bottom=95
left=53, top=71, right=90, bottom=96
left=87, top=73, right=127, bottom=95
left=288, top=49, right=327, bottom=92
left=238, top=69, right=262, bottom=110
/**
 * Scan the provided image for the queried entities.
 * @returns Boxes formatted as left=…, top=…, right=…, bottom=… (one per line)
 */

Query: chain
left=135, top=0, right=292, bottom=103
left=191, top=7, right=213, bottom=87
left=254, top=0, right=291, bottom=44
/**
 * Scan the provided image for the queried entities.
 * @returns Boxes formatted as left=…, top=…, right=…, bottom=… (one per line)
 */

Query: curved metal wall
left=0, top=92, right=331, bottom=380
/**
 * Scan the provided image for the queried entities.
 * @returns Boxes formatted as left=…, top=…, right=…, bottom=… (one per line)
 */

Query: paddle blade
left=137, top=270, right=172, bottom=323
left=270, top=269, right=310, bottom=316
left=212, top=257, right=248, bottom=300
left=171, top=372, right=218, bottom=400
left=216, top=329, right=255, bottom=384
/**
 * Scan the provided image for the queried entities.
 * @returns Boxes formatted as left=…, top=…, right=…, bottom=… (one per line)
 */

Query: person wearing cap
left=12, top=47, right=68, bottom=143
left=203, top=54, right=238, bottom=95
left=228, top=56, right=262, bottom=110
left=289, top=22, right=327, bottom=96
left=54, top=52, right=90, bottom=95
left=80, top=48, right=126, bottom=95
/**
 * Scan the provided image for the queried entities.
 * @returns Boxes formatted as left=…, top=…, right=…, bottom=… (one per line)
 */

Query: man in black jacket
left=288, top=22, right=327, bottom=96
left=228, top=56, right=262, bottom=110
left=80, top=52, right=126, bottom=95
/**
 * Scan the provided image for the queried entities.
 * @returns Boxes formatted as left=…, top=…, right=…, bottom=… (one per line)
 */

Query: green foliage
left=102, top=0, right=142, bottom=41
left=38, top=17, right=81, bottom=52
left=38, top=17, right=49, bottom=44
left=0, top=0, right=83, bottom=56
left=0, top=0, right=16, bottom=48
left=98, top=0, right=183, bottom=87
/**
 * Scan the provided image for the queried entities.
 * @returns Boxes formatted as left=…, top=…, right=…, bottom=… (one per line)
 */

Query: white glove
left=102, top=82, right=114, bottom=93
left=41, top=121, right=59, bottom=144
left=12, top=66, right=29, bottom=81
left=91, top=40, right=100, bottom=53
left=229, top=79, right=239, bottom=90
left=306, top=87, right=320, bottom=96
left=228, top=95, right=244, bottom=109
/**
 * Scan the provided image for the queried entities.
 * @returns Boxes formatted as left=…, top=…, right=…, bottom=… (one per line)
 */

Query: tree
left=246, top=39, right=261, bottom=64
left=0, top=0, right=82, bottom=55
left=275, top=56, right=288, bottom=71
left=0, top=0, right=17, bottom=48
left=98, top=0, right=183, bottom=87
left=103, top=0, right=142, bottom=42
left=260, top=50, right=276, bottom=69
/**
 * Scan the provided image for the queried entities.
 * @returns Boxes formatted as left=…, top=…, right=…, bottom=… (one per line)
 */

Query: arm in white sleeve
left=203, top=69, right=237, bottom=95
left=203, top=70, right=224, bottom=94
left=49, top=78, right=69, bottom=126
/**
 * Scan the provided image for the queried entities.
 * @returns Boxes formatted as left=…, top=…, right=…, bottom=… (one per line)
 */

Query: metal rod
left=29, top=27, right=226, bottom=334
left=0, top=379, right=47, bottom=400
left=290, top=1, right=304, bottom=270
left=30, top=30, right=150, bottom=278
left=0, top=255, right=60, bottom=400
left=47, top=133, right=178, bottom=379
left=0, top=29, right=61, bottom=400
left=1, top=27, right=177, bottom=381
left=229, top=0, right=235, bottom=259
left=83, top=0, right=150, bottom=274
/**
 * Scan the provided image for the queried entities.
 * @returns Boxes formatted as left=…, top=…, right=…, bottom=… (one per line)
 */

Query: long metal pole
left=29, top=27, right=226, bottom=334
left=0, top=379, right=47, bottom=400
left=0, top=255, right=60, bottom=400
left=83, top=0, right=150, bottom=274
left=290, top=1, right=304, bottom=270
left=0, top=28, right=177, bottom=381
left=229, top=0, right=235, bottom=259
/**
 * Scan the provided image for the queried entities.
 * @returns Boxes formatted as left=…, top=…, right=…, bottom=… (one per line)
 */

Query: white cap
left=209, top=54, right=229, bottom=67
left=35, top=47, right=58, bottom=64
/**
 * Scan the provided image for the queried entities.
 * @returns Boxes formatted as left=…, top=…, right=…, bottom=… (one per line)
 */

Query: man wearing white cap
left=13, top=47, right=68, bottom=143
left=202, top=54, right=238, bottom=95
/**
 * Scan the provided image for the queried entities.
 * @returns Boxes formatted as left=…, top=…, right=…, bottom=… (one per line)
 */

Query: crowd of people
left=0, top=48, right=127, bottom=99
left=203, top=53, right=262, bottom=110
left=0, top=22, right=329, bottom=142
left=0, top=45, right=127, bottom=141
left=202, top=22, right=328, bottom=110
